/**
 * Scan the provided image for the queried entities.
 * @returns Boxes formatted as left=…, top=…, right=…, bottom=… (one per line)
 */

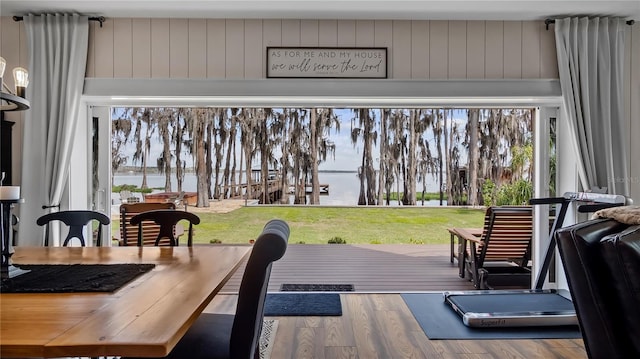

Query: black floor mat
left=280, top=283, right=355, bottom=292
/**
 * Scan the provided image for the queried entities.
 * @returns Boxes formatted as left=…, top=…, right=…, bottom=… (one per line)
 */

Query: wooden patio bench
left=451, top=206, right=534, bottom=289
left=116, top=202, right=183, bottom=246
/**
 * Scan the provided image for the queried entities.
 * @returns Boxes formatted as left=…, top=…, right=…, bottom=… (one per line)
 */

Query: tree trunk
left=223, top=116, right=235, bottom=198
left=364, top=110, right=376, bottom=205
left=378, top=109, right=387, bottom=206
left=194, top=111, right=210, bottom=207
left=405, top=109, right=417, bottom=205
left=468, top=109, right=480, bottom=206
left=435, top=109, right=444, bottom=206
left=444, top=110, right=452, bottom=204
left=310, top=109, right=320, bottom=204
left=205, top=114, right=214, bottom=200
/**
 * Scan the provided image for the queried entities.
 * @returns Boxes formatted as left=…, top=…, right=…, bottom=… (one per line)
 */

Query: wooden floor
left=210, top=244, right=587, bottom=359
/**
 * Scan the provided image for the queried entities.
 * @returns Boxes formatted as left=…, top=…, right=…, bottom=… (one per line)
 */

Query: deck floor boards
left=221, top=244, right=476, bottom=293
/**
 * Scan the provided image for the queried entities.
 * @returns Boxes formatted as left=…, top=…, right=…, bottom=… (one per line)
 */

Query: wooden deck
left=211, top=244, right=586, bottom=359
left=222, top=244, right=486, bottom=293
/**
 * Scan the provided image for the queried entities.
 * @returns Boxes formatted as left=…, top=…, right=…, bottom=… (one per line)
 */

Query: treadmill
left=443, top=191, right=628, bottom=328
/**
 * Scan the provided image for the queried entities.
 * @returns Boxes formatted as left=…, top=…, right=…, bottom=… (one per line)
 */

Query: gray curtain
left=18, top=14, right=89, bottom=246
left=554, top=17, right=629, bottom=196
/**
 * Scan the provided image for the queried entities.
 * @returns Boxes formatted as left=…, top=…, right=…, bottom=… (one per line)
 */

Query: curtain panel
left=554, top=17, right=630, bottom=196
left=19, top=14, right=89, bottom=246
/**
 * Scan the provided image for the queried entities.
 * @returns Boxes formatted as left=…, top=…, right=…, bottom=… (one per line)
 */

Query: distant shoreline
left=115, top=168, right=358, bottom=175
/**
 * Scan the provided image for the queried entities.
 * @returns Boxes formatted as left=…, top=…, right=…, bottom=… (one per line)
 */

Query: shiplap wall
left=84, top=19, right=558, bottom=80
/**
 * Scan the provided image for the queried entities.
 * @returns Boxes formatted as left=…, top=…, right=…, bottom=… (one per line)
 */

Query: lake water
left=113, top=172, right=446, bottom=206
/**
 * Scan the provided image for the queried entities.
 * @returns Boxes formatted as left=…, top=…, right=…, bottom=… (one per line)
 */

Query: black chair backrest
left=556, top=218, right=639, bottom=359
left=130, top=209, right=200, bottom=246
left=36, top=210, right=110, bottom=247
left=230, top=219, right=289, bottom=359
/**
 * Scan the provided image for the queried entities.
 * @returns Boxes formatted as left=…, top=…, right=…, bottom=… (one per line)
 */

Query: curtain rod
left=13, top=15, right=105, bottom=27
left=545, top=18, right=635, bottom=30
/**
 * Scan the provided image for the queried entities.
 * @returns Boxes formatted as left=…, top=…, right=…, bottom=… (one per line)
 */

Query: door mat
left=401, top=293, right=581, bottom=340
left=265, top=293, right=342, bottom=316
left=280, top=283, right=354, bottom=291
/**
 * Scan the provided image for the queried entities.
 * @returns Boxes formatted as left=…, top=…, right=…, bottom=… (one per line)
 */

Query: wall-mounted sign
left=267, top=47, right=387, bottom=79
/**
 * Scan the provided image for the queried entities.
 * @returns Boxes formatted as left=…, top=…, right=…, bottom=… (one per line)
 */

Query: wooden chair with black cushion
left=130, top=209, right=200, bottom=247
left=36, top=210, right=110, bottom=247
left=119, top=202, right=176, bottom=246
left=123, top=219, right=290, bottom=359
left=460, top=206, right=534, bottom=289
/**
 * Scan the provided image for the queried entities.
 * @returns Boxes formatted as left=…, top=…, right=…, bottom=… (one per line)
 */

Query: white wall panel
left=82, top=18, right=560, bottom=81
left=318, top=20, right=338, bottom=46
left=300, top=20, right=319, bottom=46
left=244, top=19, right=262, bottom=79
left=86, top=21, right=97, bottom=77
left=282, top=19, right=301, bottom=46
left=503, top=21, right=522, bottom=78
left=113, top=18, right=133, bottom=78
left=188, top=19, right=207, bottom=79
left=150, top=19, right=170, bottom=78
left=522, top=21, right=541, bottom=78
left=448, top=21, right=466, bottom=79
left=169, top=19, right=189, bottom=78
left=466, top=21, right=485, bottom=79
left=94, top=17, right=114, bottom=78
left=225, top=19, right=244, bottom=78
left=411, top=20, right=429, bottom=79
left=132, top=19, right=151, bottom=78
left=356, top=20, right=375, bottom=46
left=540, top=23, right=558, bottom=78
left=392, top=21, right=411, bottom=79
left=429, top=20, right=448, bottom=79
left=337, top=20, right=356, bottom=47
left=485, top=21, right=504, bottom=78
left=206, top=19, right=226, bottom=78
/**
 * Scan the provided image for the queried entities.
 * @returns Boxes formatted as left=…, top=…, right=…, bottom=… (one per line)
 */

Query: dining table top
left=0, top=245, right=252, bottom=358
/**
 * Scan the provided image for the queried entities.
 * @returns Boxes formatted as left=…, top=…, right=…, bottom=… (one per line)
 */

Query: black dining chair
left=129, top=209, right=200, bottom=246
left=123, top=219, right=289, bottom=359
left=36, top=210, right=110, bottom=247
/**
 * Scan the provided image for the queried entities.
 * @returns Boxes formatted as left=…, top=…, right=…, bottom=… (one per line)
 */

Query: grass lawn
left=113, top=206, right=486, bottom=245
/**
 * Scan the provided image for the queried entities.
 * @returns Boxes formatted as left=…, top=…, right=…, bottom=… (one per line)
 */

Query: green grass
left=113, top=206, right=486, bottom=245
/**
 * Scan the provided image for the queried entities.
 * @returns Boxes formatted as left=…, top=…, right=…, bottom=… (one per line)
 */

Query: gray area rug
left=401, top=293, right=581, bottom=340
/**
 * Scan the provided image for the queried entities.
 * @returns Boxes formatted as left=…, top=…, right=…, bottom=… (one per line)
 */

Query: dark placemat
left=1, top=264, right=155, bottom=293
left=265, top=293, right=342, bottom=316
left=280, top=283, right=354, bottom=292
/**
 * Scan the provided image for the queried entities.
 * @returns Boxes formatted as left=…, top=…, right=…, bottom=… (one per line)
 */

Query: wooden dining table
left=0, top=245, right=251, bottom=358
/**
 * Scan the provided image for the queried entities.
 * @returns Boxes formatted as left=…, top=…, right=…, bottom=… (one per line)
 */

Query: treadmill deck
left=444, top=290, right=578, bottom=328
